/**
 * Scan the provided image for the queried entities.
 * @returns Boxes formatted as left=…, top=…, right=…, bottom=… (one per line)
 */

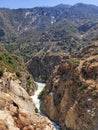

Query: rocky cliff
left=0, top=70, right=53, bottom=130
left=0, top=46, right=54, bottom=130
left=27, top=54, right=70, bottom=82
left=41, top=42, right=98, bottom=130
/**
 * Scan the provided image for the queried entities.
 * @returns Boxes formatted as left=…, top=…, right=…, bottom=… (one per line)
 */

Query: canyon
left=0, top=3, right=98, bottom=130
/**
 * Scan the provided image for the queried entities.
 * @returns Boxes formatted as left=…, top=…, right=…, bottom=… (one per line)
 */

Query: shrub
left=35, top=108, right=38, bottom=113
left=67, top=58, right=80, bottom=68
left=0, top=67, right=4, bottom=77
left=0, top=56, right=3, bottom=60
left=27, top=79, right=31, bottom=87
left=16, top=71, right=21, bottom=78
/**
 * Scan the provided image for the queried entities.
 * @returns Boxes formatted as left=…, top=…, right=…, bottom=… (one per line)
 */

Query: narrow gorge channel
left=31, top=82, right=60, bottom=130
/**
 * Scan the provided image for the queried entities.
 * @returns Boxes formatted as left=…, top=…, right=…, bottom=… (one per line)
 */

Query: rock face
left=41, top=46, right=98, bottom=130
left=19, top=71, right=37, bottom=95
left=0, top=71, right=53, bottom=130
left=27, top=54, right=70, bottom=82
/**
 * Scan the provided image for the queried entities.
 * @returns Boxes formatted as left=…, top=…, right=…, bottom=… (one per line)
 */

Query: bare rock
left=41, top=54, right=98, bottom=130
left=0, top=71, right=53, bottom=130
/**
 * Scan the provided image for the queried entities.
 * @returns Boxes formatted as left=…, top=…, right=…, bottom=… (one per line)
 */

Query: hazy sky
left=0, top=0, right=98, bottom=9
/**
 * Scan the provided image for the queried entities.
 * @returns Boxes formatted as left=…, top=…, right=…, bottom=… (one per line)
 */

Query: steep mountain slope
left=0, top=46, right=37, bottom=95
left=0, top=6, right=68, bottom=40
left=39, top=19, right=81, bottom=53
left=0, top=3, right=98, bottom=61
left=40, top=41, right=98, bottom=130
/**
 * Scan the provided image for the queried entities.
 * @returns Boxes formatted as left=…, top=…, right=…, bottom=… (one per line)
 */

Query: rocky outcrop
left=41, top=54, right=98, bottom=130
left=19, top=71, right=37, bottom=95
left=1, top=69, right=37, bottom=96
left=27, top=54, right=70, bottom=82
left=0, top=71, right=53, bottom=130
left=76, top=41, right=98, bottom=58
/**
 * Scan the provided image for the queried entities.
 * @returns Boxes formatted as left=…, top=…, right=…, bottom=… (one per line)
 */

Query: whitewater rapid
left=31, top=82, right=60, bottom=130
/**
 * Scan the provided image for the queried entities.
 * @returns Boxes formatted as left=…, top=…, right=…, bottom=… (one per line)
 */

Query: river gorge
left=31, top=82, right=60, bottom=130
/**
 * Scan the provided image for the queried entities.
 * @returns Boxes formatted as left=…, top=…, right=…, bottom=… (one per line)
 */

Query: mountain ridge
left=0, top=3, right=98, bottom=62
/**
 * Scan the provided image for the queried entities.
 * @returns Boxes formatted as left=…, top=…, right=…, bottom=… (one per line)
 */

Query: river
left=31, top=82, right=60, bottom=130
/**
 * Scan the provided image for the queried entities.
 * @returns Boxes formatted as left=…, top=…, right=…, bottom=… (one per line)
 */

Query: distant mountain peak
left=55, top=4, right=71, bottom=8
left=75, top=3, right=87, bottom=5
left=73, top=3, right=97, bottom=7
